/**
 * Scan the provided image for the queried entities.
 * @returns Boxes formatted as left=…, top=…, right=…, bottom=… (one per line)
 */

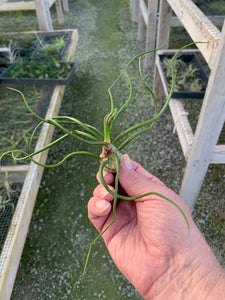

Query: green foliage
left=9, top=58, right=72, bottom=79
left=39, top=35, right=67, bottom=56
left=1, top=41, right=202, bottom=277
left=162, top=56, right=203, bottom=92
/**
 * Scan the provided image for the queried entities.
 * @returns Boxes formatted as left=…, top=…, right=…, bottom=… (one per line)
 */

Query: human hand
left=88, top=155, right=225, bottom=299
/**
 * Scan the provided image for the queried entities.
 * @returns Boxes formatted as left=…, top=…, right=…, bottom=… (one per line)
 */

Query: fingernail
left=123, top=155, right=133, bottom=170
left=95, top=200, right=111, bottom=213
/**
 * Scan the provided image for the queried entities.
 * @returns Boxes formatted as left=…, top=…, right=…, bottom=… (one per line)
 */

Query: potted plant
left=159, top=52, right=208, bottom=98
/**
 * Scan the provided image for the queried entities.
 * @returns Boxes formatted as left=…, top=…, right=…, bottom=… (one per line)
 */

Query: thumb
left=119, top=155, right=162, bottom=199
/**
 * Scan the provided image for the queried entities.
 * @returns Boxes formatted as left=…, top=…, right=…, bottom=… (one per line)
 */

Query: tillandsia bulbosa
left=0, top=41, right=202, bottom=278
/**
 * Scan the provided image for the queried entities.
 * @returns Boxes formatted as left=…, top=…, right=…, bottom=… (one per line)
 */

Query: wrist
left=146, top=224, right=225, bottom=299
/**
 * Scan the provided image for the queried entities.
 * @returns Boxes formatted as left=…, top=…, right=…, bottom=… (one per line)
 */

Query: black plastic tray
left=159, top=53, right=208, bottom=99
left=0, top=61, right=76, bottom=85
left=31, top=32, right=71, bottom=60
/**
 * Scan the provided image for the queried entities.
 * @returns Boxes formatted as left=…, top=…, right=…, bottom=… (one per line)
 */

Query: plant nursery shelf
left=0, top=0, right=55, bottom=11
left=155, top=48, right=225, bottom=164
left=0, top=28, right=78, bottom=300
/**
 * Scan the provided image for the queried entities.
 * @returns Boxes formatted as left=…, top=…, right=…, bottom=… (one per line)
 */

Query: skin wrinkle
left=146, top=248, right=197, bottom=299
left=104, top=201, right=137, bottom=247
left=206, top=270, right=225, bottom=299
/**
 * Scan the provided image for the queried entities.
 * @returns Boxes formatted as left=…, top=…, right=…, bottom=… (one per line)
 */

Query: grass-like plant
left=0, top=41, right=200, bottom=278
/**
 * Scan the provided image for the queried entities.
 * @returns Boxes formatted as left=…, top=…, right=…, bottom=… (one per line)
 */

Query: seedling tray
left=31, top=32, right=72, bottom=59
left=0, top=61, right=76, bottom=85
left=159, top=53, right=208, bottom=99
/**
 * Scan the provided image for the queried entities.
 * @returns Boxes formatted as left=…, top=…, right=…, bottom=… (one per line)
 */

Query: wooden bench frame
left=132, top=0, right=225, bottom=210
left=0, top=0, right=69, bottom=29
left=0, top=28, right=78, bottom=300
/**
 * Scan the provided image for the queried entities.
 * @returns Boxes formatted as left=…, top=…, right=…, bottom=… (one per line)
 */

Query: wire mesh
left=0, top=183, right=21, bottom=273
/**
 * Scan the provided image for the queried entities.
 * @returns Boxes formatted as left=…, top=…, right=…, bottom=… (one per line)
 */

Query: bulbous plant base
left=100, top=143, right=124, bottom=173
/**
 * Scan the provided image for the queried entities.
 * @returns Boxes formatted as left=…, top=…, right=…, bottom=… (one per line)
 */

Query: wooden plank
left=0, top=0, right=7, bottom=6
left=156, top=0, right=172, bottom=48
left=130, top=0, right=139, bottom=23
left=0, top=165, right=29, bottom=183
left=0, top=0, right=55, bottom=11
left=211, top=145, right=225, bottom=164
left=138, top=0, right=145, bottom=42
left=62, top=0, right=69, bottom=13
left=144, top=0, right=158, bottom=70
left=171, top=15, right=225, bottom=28
left=180, top=21, right=225, bottom=210
left=34, top=0, right=53, bottom=31
left=153, top=1, right=172, bottom=102
left=139, top=0, right=148, bottom=26
left=0, top=29, right=78, bottom=300
left=167, top=0, right=221, bottom=69
left=55, top=0, right=64, bottom=26
left=169, top=99, right=194, bottom=160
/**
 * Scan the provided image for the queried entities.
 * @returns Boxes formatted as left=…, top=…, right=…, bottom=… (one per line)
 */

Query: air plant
left=162, top=56, right=203, bottom=92
left=1, top=42, right=18, bottom=65
left=0, top=41, right=199, bottom=278
left=0, top=172, right=16, bottom=217
left=40, top=35, right=67, bottom=56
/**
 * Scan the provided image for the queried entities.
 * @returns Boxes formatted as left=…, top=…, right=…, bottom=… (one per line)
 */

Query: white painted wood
left=180, top=20, right=225, bottom=210
left=144, top=0, right=158, bottom=70
left=0, top=0, right=55, bottom=11
left=171, top=15, right=225, bottom=29
left=169, top=99, right=194, bottom=160
left=211, top=145, right=225, bottom=164
left=167, top=0, right=221, bottom=69
left=0, top=0, right=7, bottom=6
left=0, top=165, right=29, bottom=182
left=34, top=0, right=53, bottom=31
